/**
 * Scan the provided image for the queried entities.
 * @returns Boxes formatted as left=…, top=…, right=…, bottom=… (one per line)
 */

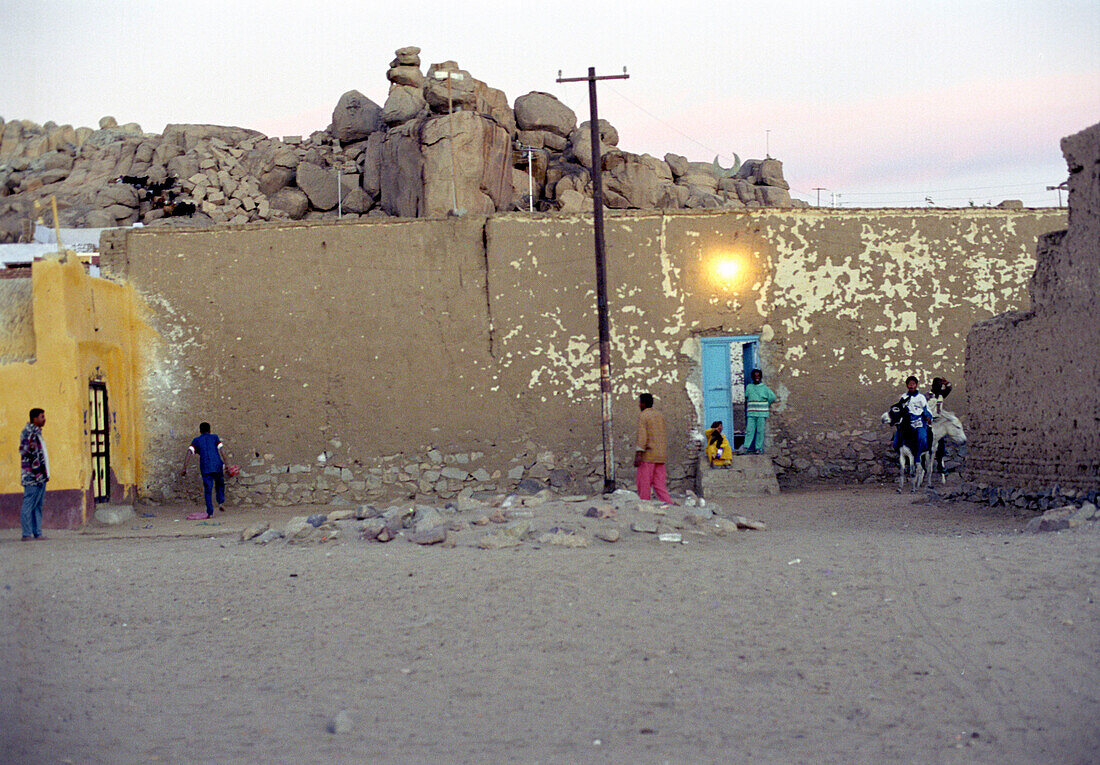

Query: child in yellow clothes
left=705, top=421, right=733, bottom=467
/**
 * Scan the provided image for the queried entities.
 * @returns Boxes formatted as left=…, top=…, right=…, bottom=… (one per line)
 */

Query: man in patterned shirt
left=19, top=407, right=50, bottom=540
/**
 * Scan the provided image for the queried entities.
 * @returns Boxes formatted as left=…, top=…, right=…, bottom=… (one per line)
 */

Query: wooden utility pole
left=557, top=65, right=628, bottom=494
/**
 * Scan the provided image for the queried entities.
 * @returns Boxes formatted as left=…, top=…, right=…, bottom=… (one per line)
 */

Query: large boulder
left=737, top=179, right=760, bottom=204
left=657, top=183, right=690, bottom=209
left=47, top=124, right=77, bottom=152
left=41, top=151, right=74, bottom=172
left=98, top=183, right=139, bottom=208
left=387, top=65, right=425, bottom=89
left=379, top=119, right=425, bottom=217
left=330, top=90, right=382, bottom=143
left=382, top=85, right=427, bottom=126
left=341, top=186, right=373, bottom=214
left=514, top=92, right=577, bottom=138
left=557, top=188, right=588, bottom=213
left=664, top=153, right=689, bottom=178
left=602, top=151, right=661, bottom=209
left=517, top=129, right=567, bottom=152
left=547, top=163, right=589, bottom=200
left=755, top=185, right=792, bottom=206
left=295, top=161, right=335, bottom=210
left=476, top=84, right=516, bottom=137
left=739, top=157, right=788, bottom=190
left=295, top=161, right=358, bottom=211
left=360, top=132, right=385, bottom=198
left=392, top=46, right=421, bottom=66
left=511, top=167, right=535, bottom=210
left=424, top=62, right=478, bottom=113
left=259, top=166, right=295, bottom=196
left=568, top=120, right=619, bottom=170
left=684, top=188, right=722, bottom=208
left=755, top=157, right=789, bottom=189
left=0, top=121, right=24, bottom=158
left=639, top=154, right=672, bottom=182
left=161, top=124, right=264, bottom=152
left=268, top=187, right=309, bottom=219
left=678, top=172, right=718, bottom=191
left=421, top=110, right=512, bottom=216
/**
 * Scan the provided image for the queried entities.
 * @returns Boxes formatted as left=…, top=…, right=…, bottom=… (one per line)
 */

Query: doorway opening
left=700, top=335, right=760, bottom=449
left=89, top=382, right=110, bottom=503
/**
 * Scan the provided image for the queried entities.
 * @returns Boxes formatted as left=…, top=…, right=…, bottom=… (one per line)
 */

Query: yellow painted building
left=1, top=254, right=153, bottom=528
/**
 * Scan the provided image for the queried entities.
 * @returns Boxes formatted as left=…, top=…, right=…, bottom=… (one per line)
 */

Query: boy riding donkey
left=884, top=375, right=934, bottom=490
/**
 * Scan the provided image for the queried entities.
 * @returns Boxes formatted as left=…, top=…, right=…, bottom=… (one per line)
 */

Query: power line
left=605, top=86, right=739, bottom=165
left=567, top=85, right=1062, bottom=207
left=842, top=182, right=1054, bottom=197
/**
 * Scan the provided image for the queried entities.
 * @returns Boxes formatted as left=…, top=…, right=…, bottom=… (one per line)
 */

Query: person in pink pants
left=634, top=392, right=674, bottom=503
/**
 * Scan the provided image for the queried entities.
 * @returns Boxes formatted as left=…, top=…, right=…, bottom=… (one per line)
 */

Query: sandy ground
left=2, top=485, right=1098, bottom=765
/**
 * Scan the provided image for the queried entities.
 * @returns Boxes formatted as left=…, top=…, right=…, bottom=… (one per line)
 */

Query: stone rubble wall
left=964, top=122, right=1100, bottom=495
left=225, top=448, right=598, bottom=508
left=99, top=207, right=1064, bottom=505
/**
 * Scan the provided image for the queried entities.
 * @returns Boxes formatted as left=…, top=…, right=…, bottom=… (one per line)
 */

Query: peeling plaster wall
left=0, top=279, right=36, bottom=363
left=488, top=208, right=1065, bottom=485
left=99, top=206, right=1064, bottom=503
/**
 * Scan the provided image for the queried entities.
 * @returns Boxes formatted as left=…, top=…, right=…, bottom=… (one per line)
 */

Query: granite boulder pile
left=0, top=45, right=800, bottom=242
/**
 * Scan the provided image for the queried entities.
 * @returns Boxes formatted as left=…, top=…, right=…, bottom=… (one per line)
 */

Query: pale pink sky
left=3, top=0, right=1097, bottom=207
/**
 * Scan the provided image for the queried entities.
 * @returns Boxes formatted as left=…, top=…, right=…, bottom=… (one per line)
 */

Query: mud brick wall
left=98, top=207, right=1065, bottom=505
left=966, top=123, right=1100, bottom=494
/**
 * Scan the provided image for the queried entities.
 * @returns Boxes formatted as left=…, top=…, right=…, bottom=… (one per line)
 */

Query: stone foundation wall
left=178, top=447, right=606, bottom=508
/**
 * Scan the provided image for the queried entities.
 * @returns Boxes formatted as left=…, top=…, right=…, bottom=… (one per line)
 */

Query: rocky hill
left=0, top=46, right=799, bottom=242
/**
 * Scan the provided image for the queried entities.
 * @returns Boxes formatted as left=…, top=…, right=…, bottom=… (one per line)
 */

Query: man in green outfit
left=742, top=369, right=777, bottom=454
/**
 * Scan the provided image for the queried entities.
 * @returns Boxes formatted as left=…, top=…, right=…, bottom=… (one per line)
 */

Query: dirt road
left=2, top=486, right=1097, bottom=764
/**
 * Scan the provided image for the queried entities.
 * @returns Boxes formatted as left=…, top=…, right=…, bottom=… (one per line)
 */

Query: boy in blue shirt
left=181, top=422, right=229, bottom=518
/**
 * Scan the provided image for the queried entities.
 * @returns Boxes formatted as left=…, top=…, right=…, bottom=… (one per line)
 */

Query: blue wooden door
left=701, top=339, right=732, bottom=431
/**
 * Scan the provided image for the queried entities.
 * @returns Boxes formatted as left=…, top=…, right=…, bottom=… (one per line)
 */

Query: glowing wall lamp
left=709, top=252, right=752, bottom=291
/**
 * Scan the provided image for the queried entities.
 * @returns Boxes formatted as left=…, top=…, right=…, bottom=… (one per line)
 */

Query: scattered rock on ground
left=328, top=710, right=355, bottom=734
left=239, top=521, right=270, bottom=542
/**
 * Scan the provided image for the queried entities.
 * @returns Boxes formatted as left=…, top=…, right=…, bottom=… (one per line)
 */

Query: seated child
left=705, top=421, right=733, bottom=467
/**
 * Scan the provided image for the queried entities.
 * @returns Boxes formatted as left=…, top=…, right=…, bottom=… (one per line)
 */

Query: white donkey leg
left=930, top=434, right=946, bottom=484
left=916, top=453, right=929, bottom=491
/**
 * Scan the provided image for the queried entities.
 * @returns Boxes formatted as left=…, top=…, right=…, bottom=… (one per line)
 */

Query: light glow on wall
left=709, top=252, right=752, bottom=291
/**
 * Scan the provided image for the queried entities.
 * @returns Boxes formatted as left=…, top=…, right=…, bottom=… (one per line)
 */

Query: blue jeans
left=21, top=482, right=46, bottom=538
left=201, top=472, right=225, bottom=515
left=892, top=426, right=929, bottom=454
left=745, top=416, right=767, bottom=452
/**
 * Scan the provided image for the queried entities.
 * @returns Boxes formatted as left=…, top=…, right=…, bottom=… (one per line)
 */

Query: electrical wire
left=581, top=87, right=1062, bottom=208
left=606, top=86, right=739, bottom=165
left=842, top=182, right=1055, bottom=197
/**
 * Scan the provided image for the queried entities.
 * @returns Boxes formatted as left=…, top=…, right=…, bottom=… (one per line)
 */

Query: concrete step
left=700, top=454, right=780, bottom=497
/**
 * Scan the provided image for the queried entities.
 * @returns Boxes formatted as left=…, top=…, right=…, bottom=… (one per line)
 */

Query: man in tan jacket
left=634, top=392, right=674, bottom=503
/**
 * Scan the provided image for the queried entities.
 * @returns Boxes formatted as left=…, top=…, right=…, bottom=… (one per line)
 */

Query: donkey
left=926, top=397, right=967, bottom=483
left=882, top=404, right=932, bottom=492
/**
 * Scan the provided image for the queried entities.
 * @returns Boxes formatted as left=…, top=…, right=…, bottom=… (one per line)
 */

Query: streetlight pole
left=557, top=65, right=628, bottom=494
